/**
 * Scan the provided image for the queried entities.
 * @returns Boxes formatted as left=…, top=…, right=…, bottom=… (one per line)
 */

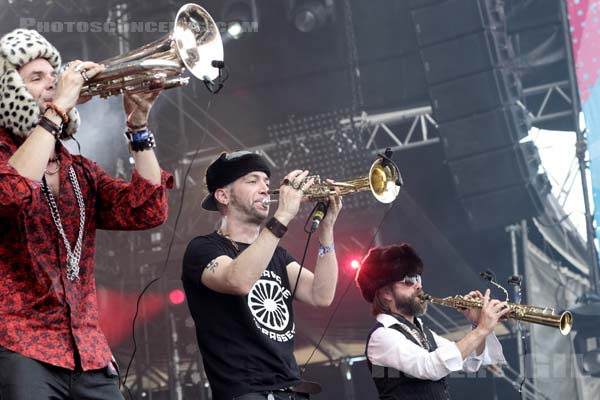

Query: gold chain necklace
left=217, top=229, right=240, bottom=252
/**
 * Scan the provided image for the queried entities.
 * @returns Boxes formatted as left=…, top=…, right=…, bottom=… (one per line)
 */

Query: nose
left=46, top=74, right=56, bottom=91
left=259, top=180, right=269, bottom=194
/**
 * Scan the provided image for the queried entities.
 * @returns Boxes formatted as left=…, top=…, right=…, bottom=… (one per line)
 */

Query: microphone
left=480, top=271, right=493, bottom=281
left=479, top=268, right=509, bottom=302
left=310, top=201, right=329, bottom=232
left=212, top=60, right=225, bottom=68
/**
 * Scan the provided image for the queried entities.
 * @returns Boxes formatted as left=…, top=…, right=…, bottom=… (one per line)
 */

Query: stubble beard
left=230, top=191, right=268, bottom=225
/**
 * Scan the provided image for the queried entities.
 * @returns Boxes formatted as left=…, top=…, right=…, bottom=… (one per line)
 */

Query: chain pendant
left=41, top=165, right=86, bottom=282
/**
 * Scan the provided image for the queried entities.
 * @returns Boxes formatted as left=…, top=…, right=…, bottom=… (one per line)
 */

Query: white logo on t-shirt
left=248, top=270, right=295, bottom=342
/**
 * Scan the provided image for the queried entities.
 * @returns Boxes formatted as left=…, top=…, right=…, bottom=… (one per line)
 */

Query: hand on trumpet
left=54, top=60, right=105, bottom=112
left=320, top=179, right=343, bottom=231
left=273, top=170, right=315, bottom=226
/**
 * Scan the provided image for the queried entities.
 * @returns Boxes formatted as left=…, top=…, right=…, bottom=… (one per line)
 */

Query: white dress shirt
left=367, top=313, right=506, bottom=381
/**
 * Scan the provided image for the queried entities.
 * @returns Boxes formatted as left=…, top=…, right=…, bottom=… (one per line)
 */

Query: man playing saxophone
left=355, top=243, right=511, bottom=400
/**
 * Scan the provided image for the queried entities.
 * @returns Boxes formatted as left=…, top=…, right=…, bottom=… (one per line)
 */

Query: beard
left=395, top=292, right=427, bottom=317
left=229, top=191, right=268, bottom=225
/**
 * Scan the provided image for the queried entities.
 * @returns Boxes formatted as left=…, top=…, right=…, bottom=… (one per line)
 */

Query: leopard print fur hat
left=0, top=29, right=80, bottom=139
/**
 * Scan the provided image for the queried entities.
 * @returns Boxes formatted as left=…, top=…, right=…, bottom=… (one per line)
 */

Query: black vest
left=366, top=315, right=450, bottom=400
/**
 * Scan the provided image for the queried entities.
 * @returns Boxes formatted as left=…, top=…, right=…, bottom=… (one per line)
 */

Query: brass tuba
left=80, top=3, right=224, bottom=98
left=419, top=293, right=574, bottom=335
left=264, top=153, right=403, bottom=205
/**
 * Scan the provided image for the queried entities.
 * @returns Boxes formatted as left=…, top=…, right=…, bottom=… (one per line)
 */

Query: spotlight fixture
left=221, top=0, right=259, bottom=40
left=285, top=0, right=335, bottom=33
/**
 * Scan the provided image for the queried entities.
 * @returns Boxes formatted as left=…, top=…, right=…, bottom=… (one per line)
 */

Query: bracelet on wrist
left=265, top=217, right=288, bottom=238
left=38, top=116, right=62, bottom=139
left=127, top=121, right=147, bottom=131
left=125, top=128, right=156, bottom=152
left=44, top=103, right=69, bottom=124
left=318, top=242, right=335, bottom=257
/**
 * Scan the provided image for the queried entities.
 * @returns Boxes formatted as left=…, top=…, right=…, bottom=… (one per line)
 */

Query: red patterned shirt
left=0, top=127, right=173, bottom=371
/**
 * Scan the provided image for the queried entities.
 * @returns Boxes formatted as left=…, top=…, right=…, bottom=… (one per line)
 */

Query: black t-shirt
left=181, top=232, right=302, bottom=400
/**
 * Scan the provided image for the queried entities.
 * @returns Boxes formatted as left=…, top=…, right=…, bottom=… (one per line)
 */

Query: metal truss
left=339, top=106, right=440, bottom=154
left=522, top=80, right=573, bottom=125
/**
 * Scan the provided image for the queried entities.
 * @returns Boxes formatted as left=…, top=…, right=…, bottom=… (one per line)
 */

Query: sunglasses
left=399, top=275, right=422, bottom=286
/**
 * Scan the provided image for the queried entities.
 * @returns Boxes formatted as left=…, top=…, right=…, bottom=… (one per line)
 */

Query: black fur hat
left=355, top=243, right=424, bottom=303
left=201, top=151, right=271, bottom=211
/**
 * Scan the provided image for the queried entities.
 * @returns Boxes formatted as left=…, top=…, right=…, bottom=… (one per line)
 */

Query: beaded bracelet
left=44, top=103, right=69, bottom=124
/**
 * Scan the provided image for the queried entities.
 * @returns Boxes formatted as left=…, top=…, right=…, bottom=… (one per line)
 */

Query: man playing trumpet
left=182, top=151, right=342, bottom=399
left=0, top=29, right=172, bottom=399
left=355, top=243, right=511, bottom=400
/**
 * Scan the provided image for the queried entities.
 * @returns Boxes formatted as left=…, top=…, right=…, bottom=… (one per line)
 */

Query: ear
left=379, top=285, right=394, bottom=303
left=214, top=187, right=229, bottom=207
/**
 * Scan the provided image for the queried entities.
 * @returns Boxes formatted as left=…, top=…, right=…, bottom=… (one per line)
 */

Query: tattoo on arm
left=206, top=259, right=219, bottom=273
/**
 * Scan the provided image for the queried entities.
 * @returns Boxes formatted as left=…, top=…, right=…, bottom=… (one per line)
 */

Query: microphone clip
left=202, top=60, right=229, bottom=94
left=479, top=268, right=509, bottom=302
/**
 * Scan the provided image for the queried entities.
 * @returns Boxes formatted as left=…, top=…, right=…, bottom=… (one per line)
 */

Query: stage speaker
left=460, top=173, right=550, bottom=229
left=420, top=30, right=512, bottom=85
left=411, top=0, right=505, bottom=46
left=438, top=105, right=529, bottom=159
left=429, top=68, right=521, bottom=122
left=447, top=140, right=542, bottom=197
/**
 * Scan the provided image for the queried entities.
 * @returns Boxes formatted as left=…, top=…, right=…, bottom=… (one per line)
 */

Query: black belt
left=285, top=381, right=322, bottom=395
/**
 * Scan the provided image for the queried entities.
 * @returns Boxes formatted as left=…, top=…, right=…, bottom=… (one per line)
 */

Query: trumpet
left=262, top=154, right=403, bottom=206
left=80, top=4, right=223, bottom=98
left=418, top=293, right=573, bottom=335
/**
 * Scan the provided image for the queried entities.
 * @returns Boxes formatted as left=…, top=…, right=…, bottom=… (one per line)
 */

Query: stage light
left=222, top=0, right=258, bottom=40
left=169, top=289, right=186, bottom=305
left=286, top=0, right=334, bottom=33
left=350, top=259, right=361, bottom=270
left=227, top=22, right=244, bottom=39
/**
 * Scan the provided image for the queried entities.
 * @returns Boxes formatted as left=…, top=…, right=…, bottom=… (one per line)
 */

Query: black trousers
left=0, top=345, right=124, bottom=400
left=234, top=392, right=309, bottom=400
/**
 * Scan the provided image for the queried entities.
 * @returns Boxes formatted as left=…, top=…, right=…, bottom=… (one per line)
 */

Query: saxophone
left=418, top=293, right=573, bottom=335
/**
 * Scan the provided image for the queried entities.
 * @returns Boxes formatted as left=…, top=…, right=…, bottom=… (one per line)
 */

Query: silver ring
left=74, top=63, right=84, bottom=72
left=292, top=181, right=301, bottom=190
left=81, top=70, right=89, bottom=82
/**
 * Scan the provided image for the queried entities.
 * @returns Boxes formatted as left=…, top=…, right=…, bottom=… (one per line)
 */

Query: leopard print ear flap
left=61, top=107, right=80, bottom=139
left=0, top=69, right=40, bottom=138
left=0, top=68, right=80, bottom=139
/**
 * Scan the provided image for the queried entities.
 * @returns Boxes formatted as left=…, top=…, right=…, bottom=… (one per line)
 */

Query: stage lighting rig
left=221, top=0, right=258, bottom=40
left=285, top=0, right=335, bottom=33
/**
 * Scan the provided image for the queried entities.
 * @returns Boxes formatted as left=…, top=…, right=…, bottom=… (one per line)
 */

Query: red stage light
left=169, top=289, right=186, bottom=305
left=350, top=259, right=361, bottom=270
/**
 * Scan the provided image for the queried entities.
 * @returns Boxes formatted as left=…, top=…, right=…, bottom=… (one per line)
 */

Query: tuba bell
left=80, top=3, right=224, bottom=98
